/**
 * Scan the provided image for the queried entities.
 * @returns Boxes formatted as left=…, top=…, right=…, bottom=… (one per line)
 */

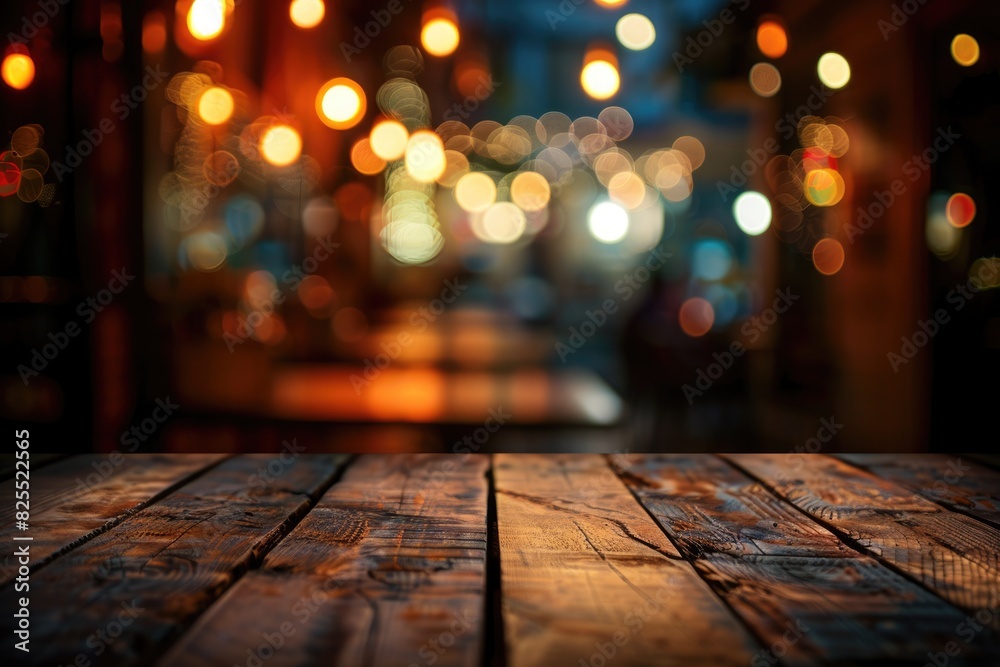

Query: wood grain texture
left=726, top=454, right=1000, bottom=623
left=0, top=454, right=345, bottom=666
left=159, top=454, right=490, bottom=667
left=494, top=454, right=762, bottom=667
left=839, top=454, right=1000, bottom=527
left=620, top=454, right=994, bottom=665
left=0, top=453, right=225, bottom=585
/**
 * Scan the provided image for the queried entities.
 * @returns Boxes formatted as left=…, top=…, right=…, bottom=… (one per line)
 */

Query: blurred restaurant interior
left=1, top=0, right=997, bottom=453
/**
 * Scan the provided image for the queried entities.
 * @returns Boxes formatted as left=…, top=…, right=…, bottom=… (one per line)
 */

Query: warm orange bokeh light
left=289, top=0, right=325, bottom=29
left=2, top=53, right=35, bottom=90
left=581, top=57, right=620, bottom=100
left=260, top=125, right=302, bottom=167
left=187, top=0, right=226, bottom=40
left=951, top=34, right=980, bottom=67
left=142, top=11, right=168, bottom=53
left=679, top=298, right=715, bottom=337
left=756, top=20, right=788, bottom=59
left=370, top=120, right=409, bottom=161
left=421, top=17, right=460, bottom=57
left=197, top=86, right=234, bottom=125
left=812, top=238, right=846, bottom=276
left=316, top=78, right=366, bottom=130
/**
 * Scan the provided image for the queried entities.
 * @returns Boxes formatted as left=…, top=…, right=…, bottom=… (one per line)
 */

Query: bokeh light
left=404, top=130, right=446, bottom=183
left=946, top=193, right=976, bottom=228
left=817, top=52, right=850, bottom=89
left=595, top=0, right=628, bottom=7
left=289, top=0, right=325, bottom=29
left=316, top=77, right=366, bottom=130
left=749, top=63, right=782, bottom=97
left=478, top=202, right=527, bottom=244
left=581, top=58, right=620, bottom=100
left=812, top=238, right=845, bottom=275
left=733, top=191, right=772, bottom=236
left=510, top=171, right=551, bottom=212
left=197, top=86, right=234, bottom=125
left=259, top=125, right=302, bottom=167
left=187, top=0, right=226, bottom=40
left=421, top=17, right=460, bottom=57
left=692, top=239, right=733, bottom=281
left=756, top=20, right=788, bottom=59
left=803, top=168, right=845, bottom=207
left=2, top=53, right=35, bottom=90
left=588, top=201, right=629, bottom=243
left=455, top=172, right=497, bottom=213
left=616, top=14, right=656, bottom=51
left=370, top=120, right=409, bottom=161
left=142, top=11, right=168, bottom=53
left=679, top=298, right=715, bottom=337
left=350, top=138, right=386, bottom=175
left=951, top=34, right=980, bottom=66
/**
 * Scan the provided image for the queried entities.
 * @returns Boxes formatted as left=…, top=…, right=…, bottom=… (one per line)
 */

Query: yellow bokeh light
left=405, top=130, right=447, bottom=183
left=289, top=0, right=325, bottom=29
left=421, top=18, right=460, bottom=58
left=187, top=0, right=226, bottom=40
left=510, top=171, right=551, bottom=212
left=595, top=0, right=628, bottom=7
left=260, top=125, right=302, bottom=167
left=316, top=78, right=366, bottom=130
left=197, top=86, right=234, bottom=125
left=817, top=52, right=850, bottom=89
left=616, top=14, right=656, bottom=51
left=804, top=168, right=845, bottom=207
left=581, top=60, right=620, bottom=100
left=454, top=172, right=497, bottom=213
left=370, top=120, right=409, bottom=161
left=951, top=34, right=980, bottom=67
left=1, top=53, right=35, bottom=90
left=478, top=202, right=527, bottom=244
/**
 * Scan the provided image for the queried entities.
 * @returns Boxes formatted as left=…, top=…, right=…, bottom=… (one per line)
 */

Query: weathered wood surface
left=0, top=453, right=225, bottom=585
left=494, top=454, right=763, bottom=667
left=726, top=454, right=1000, bottom=624
left=8, top=453, right=1000, bottom=667
left=160, top=454, right=490, bottom=667
left=0, top=454, right=345, bottom=666
left=838, top=454, right=1000, bottom=527
left=619, top=454, right=991, bottom=665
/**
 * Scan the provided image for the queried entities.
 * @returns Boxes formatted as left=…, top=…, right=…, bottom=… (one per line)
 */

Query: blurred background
left=1, top=0, right=997, bottom=453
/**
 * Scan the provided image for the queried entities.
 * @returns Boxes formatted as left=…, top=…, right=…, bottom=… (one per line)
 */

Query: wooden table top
left=2, top=454, right=998, bottom=666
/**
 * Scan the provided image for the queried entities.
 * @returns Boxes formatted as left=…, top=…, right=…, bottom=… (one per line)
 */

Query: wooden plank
left=494, top=454, right=762, bottom=667
left=838, top=454, right=1000, bottom=528
left=159, top=454, right=489, bottom=667
left=0, top=454, right=345, bottom=666
left=620, top=454, right=992, bottom=665
left=726, top=454, right=1000, bottom=623
left=0, top=453, right=225, bottom=585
